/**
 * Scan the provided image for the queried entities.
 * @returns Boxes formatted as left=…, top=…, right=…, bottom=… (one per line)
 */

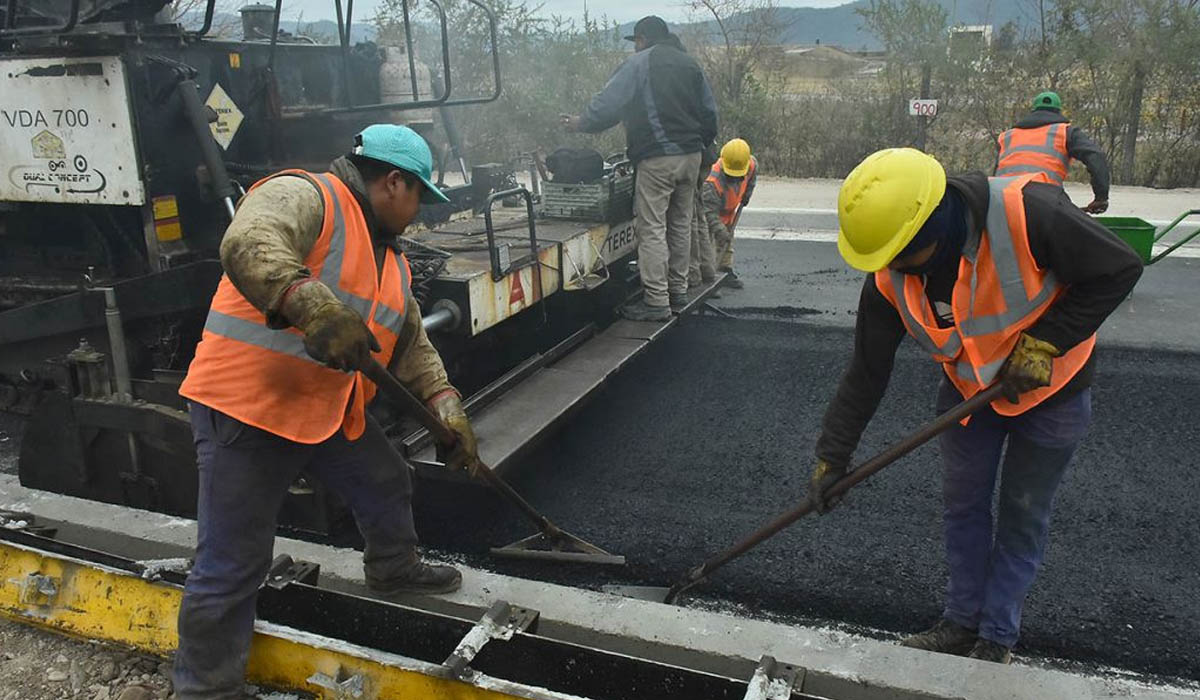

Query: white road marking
left=746, top=206, right=1199, bottom=230
left=736, top=228, right=1200, bottom=259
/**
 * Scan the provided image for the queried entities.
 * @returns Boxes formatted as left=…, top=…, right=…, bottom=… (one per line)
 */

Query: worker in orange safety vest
left=174, top=124, right=479, bottom=699
left=693, top=138, right=757, bottom=290
left=996, top=91, right=1110, bottom=214
left=807, top=148, right=1141, bottom=665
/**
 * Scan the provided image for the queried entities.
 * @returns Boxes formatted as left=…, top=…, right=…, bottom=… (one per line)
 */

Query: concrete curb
left=3, top=475, right=1196, bottom=700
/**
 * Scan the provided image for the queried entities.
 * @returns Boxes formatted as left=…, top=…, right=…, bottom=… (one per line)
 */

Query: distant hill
left=623, top=0, right=1037, bottom=51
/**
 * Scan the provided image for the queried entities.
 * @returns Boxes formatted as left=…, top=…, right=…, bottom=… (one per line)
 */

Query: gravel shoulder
left=0, top=617, right=172, bottom=700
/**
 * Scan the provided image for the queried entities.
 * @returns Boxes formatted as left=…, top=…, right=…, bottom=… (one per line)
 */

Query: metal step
left=405, top=274, right=728, bottom=479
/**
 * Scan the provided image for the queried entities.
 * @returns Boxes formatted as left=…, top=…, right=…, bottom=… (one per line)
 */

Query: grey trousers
left=633, top=152, right=702, bottom=306
left=689, top=181, right=717, bottom=285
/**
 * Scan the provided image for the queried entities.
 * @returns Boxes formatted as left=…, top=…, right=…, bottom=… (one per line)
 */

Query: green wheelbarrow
left=1096, top=209, right=1200, bottom=265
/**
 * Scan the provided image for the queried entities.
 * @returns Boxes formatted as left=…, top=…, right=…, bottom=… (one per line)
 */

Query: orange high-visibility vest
left=179, top=170, right=412, bottom=443
left=996, top=123, right=1071, bottom=184
left=874, top=174, right=1095, bottom=416
left=706, top=156, right=757, bottom=226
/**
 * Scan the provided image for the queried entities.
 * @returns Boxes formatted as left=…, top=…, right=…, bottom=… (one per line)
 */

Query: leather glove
left=429, top=390, right=482, bottom=478
left=806, top=459, right=847, bottom=515
left=1082, top=199, right=1109, bottom=214
left=301, top=302, right=380, bottom=372
left=998, top=332, right=1060, bottom=403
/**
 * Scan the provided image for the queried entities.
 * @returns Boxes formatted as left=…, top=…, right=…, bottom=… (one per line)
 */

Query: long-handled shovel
left=608, top=383, right=1006, bottom=604
left=363, top=360, right=625, bottom=567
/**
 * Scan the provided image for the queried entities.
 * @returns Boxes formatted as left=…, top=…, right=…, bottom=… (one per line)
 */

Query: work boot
left=669, top=292, right=688, bottom=314
left=968, top=639, right=1013, bottom=664
left=720, top=269, right=744, bottom=290
left=368, top=559, right=462, bottom=596
left=899, top=619, right=977, bottom=656
left=620, top=300, right=671, bottom=321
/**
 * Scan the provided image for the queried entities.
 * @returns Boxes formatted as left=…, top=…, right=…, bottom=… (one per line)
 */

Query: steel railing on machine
left=0, top=0, right=216, bottom=39
left=1, top=0, right=501, bottom=115
left=265, top=0, right=502, bottom=116
left=1, top=0, right=78, bottom=37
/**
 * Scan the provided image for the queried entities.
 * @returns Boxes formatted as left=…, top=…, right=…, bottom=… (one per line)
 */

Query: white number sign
left=908, top=99, right=939, bottom=117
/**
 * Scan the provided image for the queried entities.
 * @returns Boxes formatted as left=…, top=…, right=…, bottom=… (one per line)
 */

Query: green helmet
left=1032, top=91, right=1062, bottom=112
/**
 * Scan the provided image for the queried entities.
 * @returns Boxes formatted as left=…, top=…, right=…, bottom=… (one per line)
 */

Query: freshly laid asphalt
left=3, top=237, right=1197, bottom=683
left=415, top=308, right=1200, bottom=682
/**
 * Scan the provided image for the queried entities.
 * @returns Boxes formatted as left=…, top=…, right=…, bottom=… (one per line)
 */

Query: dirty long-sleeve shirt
left=218, top=165, right=453, bottom=400
left=814, top=172, right=1142, bottom=468
left=699, top=165, right=757, bottom=243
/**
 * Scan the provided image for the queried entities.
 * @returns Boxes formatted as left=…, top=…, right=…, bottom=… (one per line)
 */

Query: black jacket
left=997, top=110, right=1111, bottom=201
left=815, top=172, right=1143, bottom=468
left=580, top=43, right=718, bottom=164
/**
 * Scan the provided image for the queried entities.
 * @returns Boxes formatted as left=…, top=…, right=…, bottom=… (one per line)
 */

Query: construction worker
left=807, top=148, right=1141, bottom=664
left=996, top=91, right=1110, bottom=214
left=698, top=138, right=757, bottom=289
left=173, top=124, right=479, bottom=699
left=562, top=15, right=718, bottom=319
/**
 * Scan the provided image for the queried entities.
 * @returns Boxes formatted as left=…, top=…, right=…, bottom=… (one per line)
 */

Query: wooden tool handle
left=677, top=383, right=1006, bottom=594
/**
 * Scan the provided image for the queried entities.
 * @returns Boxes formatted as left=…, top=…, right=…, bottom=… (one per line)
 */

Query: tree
left=165, top=0, right=239, bottom=37
left=858, top=0, right=950, bottom=150
left=683, top=0, right=791, bottom=141
left=1049, top=0, right=1200, bottom=184
left=373, top=0, right=627, bottom=165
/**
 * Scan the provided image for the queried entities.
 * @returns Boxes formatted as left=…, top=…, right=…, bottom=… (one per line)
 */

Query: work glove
left=301, top=302, right=380, bottom=372
left=1082, top=199, right=1109, bottom=215
left=998, top=332, right=1060, bottom=403
left=429, top=390, right=482, bottom=478
left=806, top=459, right=847, bottom=515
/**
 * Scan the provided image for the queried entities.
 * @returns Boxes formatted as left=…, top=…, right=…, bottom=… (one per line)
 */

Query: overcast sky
left=278, top=0, right=853, bottom=25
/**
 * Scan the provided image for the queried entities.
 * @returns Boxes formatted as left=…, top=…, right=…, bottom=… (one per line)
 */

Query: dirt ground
left=0, top=617, right=172, bottom=700
left=0, top=619, right=309, bottom=699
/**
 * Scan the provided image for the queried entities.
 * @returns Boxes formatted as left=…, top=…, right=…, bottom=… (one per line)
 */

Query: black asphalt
left=414, top=317, right=1200, bottom=682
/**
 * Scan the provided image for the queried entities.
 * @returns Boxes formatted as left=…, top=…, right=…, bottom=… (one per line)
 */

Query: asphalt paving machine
left=0, top=0, right=723, bottom=535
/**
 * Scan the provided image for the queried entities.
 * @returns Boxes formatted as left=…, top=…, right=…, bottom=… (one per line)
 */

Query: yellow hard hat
left=837, top=148, right=946, bottom=272
left=720, top=138, right=752, bottom=177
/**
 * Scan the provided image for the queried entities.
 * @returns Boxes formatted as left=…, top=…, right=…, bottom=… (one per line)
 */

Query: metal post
left=177, top=79, right=237, bottom=221
left=267, top=0, right=283, bottom=73
left=400, top=0, right=420, bottom=102
left=421, top=307, right=456, bottom=333
left=102, top=288, right=133, bottom=403
left=334, top=0, right=353, bottom=106
left=916, top=63, right=931, bottom=152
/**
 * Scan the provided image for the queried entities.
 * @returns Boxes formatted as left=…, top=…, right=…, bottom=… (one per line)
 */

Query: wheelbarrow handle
left=668, top=383, right=1007, bottom=601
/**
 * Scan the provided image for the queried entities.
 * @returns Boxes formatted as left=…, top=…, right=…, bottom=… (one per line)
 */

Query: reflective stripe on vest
left=996, top=123, right=1070, bottom=184
left=874, top=174, right=1095, bottom=415
left=179, top=170, right=413, bottom=443
left=199, top=174, right=412, bottom=352
left=707, top=157, right=756, bottom=227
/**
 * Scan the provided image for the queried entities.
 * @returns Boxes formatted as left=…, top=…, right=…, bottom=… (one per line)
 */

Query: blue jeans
left=937, top=380, right=1091, bottom=648
left=173, top=402, right=418, bottom=699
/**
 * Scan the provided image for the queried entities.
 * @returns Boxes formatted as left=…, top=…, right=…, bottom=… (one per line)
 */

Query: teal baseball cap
left=352, top=124, right=449, bottom=204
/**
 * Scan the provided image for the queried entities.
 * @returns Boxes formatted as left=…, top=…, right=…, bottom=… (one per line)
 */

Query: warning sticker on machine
left=205, top=83, right=243, bottom=151
left=0, top=56, right=144, bottom=205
